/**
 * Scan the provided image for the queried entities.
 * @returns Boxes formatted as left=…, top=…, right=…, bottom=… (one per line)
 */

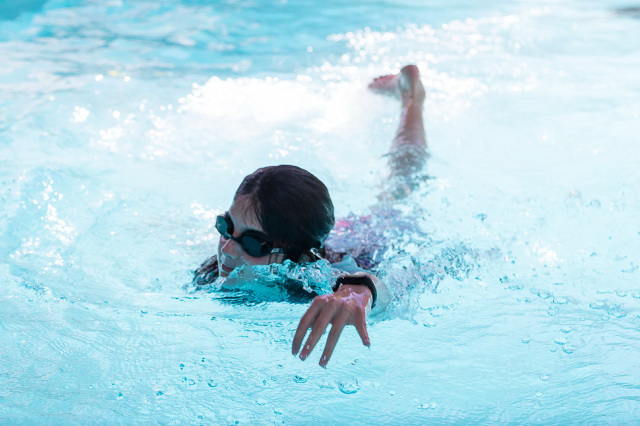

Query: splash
left=203, top=259, right=339, bottom=304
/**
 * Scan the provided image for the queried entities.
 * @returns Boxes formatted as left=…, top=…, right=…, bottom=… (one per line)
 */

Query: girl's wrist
left=332, top=273, right=378, bottom=308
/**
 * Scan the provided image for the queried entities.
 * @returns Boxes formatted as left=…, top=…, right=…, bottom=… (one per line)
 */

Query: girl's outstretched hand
left=292, top=284, right=372, bottom=367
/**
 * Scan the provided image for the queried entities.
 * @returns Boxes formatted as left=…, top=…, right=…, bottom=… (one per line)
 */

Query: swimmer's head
left=217, top=165, right=334, bottom=277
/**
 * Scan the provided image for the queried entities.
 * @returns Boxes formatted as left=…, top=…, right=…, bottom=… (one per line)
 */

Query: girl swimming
left=194, top=64, right=427, bottom=367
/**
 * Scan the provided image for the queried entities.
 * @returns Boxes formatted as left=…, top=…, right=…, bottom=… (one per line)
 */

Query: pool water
left=1, top=0, right=639, bottom=423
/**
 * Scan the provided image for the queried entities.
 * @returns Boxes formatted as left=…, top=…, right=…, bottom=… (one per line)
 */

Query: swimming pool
left=1, top=0, right=639, bottom=422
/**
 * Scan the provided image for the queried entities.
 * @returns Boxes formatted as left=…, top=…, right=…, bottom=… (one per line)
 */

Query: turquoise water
left=1, top=0, right=639, bottom=423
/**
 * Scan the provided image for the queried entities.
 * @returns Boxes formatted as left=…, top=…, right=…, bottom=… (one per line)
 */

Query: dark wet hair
left=234, top=165, right=334, bottom=261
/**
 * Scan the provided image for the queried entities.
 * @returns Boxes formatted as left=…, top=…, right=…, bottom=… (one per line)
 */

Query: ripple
left=293, top=375, right=308, bottom=384
left=338, top=380, right=359, bottom=395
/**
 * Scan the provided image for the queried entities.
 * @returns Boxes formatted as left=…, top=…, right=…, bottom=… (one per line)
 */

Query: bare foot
left=368, top=65, right=425, bottom=105
left=368, top=74, right=399, bottom=95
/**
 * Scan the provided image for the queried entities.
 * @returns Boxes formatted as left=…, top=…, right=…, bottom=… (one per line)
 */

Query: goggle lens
left=239, top=235, right=264, bottom=257
left=215, top=213, right=274, bottom=257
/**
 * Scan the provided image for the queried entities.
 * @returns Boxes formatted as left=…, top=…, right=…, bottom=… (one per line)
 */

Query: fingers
left=293, top=294, right=372, bottom=366
left=354, top=310, right=370, bottom=347
left=319, top=310, right=349, bottom=367
left=299, top=303, right=337, bottom=361
left=292, top=299, right=323, bottom=355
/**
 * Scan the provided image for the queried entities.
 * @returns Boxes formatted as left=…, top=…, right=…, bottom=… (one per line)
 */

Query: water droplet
left=256, top=399, right=267, bottom=406
left=621, top=265, right=638, bottom=274
left=554, top=337, right=567, bottom=345
left=562, top=345, right=575, bottom=354
left=539, top=374, right=550, bottom=381
left=521, top=338, right=531, bottom=344
left=534, top=289, right=551, bottom=299
left=318, top=380, right=335, bottom=389
left=535, top=392, right=543, bottom=398
left=294, top=375, right=308, bottom=383
left=560, top=327, right=571, bottom=334
left=389, top=391, right=396, bottom=396
left=207, top=380, right=217, bottom=388
left=338, top=381, right=359, bottom=394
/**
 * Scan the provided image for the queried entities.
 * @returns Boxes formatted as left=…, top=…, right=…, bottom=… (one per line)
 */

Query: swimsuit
left=323, top=206, right=421, bottom=270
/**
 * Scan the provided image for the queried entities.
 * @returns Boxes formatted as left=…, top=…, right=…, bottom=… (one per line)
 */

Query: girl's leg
left=369, top=65, right=428, bottom=199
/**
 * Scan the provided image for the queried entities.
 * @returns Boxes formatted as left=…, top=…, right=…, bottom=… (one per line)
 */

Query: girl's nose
left=220, top=236, right=241, bottom=259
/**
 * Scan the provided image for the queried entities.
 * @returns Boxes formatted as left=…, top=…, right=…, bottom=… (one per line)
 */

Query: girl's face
left=217, top=198, right=273, bottom=277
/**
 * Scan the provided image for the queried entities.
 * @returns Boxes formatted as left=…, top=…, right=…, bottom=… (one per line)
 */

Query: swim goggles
left=215, top=212, right=285, bottom=258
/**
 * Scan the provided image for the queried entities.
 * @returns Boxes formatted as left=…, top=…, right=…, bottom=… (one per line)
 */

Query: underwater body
left=1, top=0, right=640, bottom=423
